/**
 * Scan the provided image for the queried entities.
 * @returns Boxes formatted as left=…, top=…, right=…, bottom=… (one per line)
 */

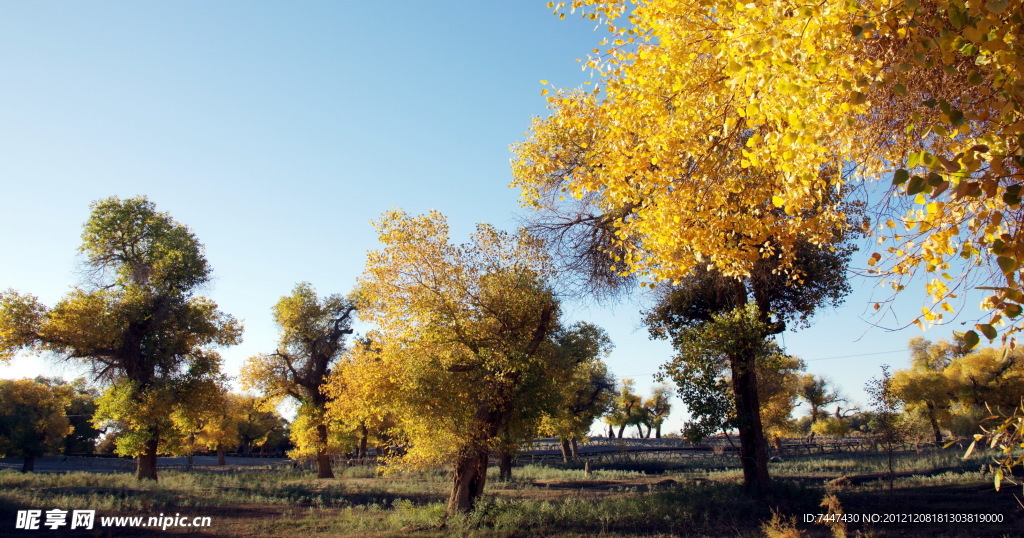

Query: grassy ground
left=0, top=449, right=1021, bottom=537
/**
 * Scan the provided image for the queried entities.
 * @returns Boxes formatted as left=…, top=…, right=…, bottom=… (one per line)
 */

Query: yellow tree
left=518, top=0, right=1023, bottom=344
left=168, top=381, right=242, bottom=466
left=325, top=336, right=402, bottom=461
left=0, top=379, right=74, bottom=472
left=0, top=196, right=240, bottom=480
left=354, top=209, right=567, bottom=514
left=890, top=337, right=962, bottom=444
left=241, top=282, right=356, bottom=479
left=236, top=395, right=289, bottom=455
left=944, top=346, right=1024, bottom=413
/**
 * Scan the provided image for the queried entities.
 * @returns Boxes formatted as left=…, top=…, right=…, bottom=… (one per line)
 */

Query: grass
left=0, top=448, right=1020, bottom=536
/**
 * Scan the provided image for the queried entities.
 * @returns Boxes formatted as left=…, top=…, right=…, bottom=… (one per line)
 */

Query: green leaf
left=963, top=330, right=980, bottom=350
left=949, top=109, right=966, bottom=127
left=967, top=71, right=985, bottom=86
left=976, top=323, right=998, bottom=340
left=1003, top=185, right=1021, bottom=206
left=906, top=175, right=926, bottom=195
left=921, top=151, right=938, bottom=169
left=997, top=256, right=1017, bottom=275
left=908, top=152, right=923, bottom=168
left=922, top=98, right=937, bottom=108
left=892, top=169, right=910, bottom=186
left=851, top=24, right=863, bottom=37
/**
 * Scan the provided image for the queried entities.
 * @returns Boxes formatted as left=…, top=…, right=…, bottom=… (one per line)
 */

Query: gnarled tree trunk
left=729, top=350, right=770, bottom=493
left=358, top=423, right=369, bottom=459
left=136, top=427, right=159, bottom=481
left=926, top=402, right=943, bottom=446
left=316, top=424, right=334, bottom=479
left=21, top=455, right=35, bottom=473
left=497, top=449, right=513, bottom=481
left=569, top=437, right=578, bottom=458
left=447, top=446, right=489, bottom=514
left=560, top=438, right=571, bottom=463
left=217, top=445, right=226, bottom=466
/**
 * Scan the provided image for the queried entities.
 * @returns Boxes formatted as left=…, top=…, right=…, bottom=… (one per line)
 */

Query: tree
left=538, top=322, right=615, bottom=461
left=236, top=395, right=289, bottom=455
left=603, top=378, right=643, bottom=438
left=324, top=336, right=402, bottom=461
left=34, top=377, right=101, bottom=455
left=241, top=282, right=356, bottom=479
left=643, top=250, right=849, bottom=492
left=0, top=379, right=73, bottom=472
left=519, top=0, right=1024, bottom=345
left=798, top=375, right=845, bottom=438
left=891, top=339, right=1024, bottom=443
left=351, top=209, right=568, bottom=514
left=866, top=366, right=907, bottom=491
left=757, top=353, right=804, bottom=446
left=640, top=383, right=673, bottom=438
left=0, top=196, right=241, bottom=480
left=657, top=306, right=804, bottom=450
left=168, top=380, right=241, bottom=466
left=891, top=338, right=959, bottom=445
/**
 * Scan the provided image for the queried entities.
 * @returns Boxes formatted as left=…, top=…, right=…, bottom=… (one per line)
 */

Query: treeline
left=0, top=199, right=632, bottom=515
left=0, top=376, right=289, bottom=472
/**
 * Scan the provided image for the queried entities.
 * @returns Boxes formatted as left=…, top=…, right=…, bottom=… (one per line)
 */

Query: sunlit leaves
left=0, top=197, right=240, bottom=477
left=352, top=210, right=565, bottom=473
left=522, top=0, right=1024, bottom=339
left=0, top=379, right=74, bottom=462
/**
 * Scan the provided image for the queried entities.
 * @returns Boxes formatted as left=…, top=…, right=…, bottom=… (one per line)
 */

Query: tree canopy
left=517, top=0, right=1024, bottom=344
left=0, top=196, right=241, bottom=480
left=350, top=209, right=574, bottom=514
left=0, top=378, right=74, bottom=472
left=241, top=282, right=356, bottom=479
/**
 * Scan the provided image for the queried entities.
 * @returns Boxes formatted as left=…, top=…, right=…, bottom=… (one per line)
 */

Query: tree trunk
left=315, top=424, right=334, bottom=479
left=136, top=428, right=159, bottom=481
left=186, top=453, right=194, bottom=468
left=636, top=424, right=644, bottom=438
left=217, top=446, right=226, bottom=466
left=560, top=438, right=571, bottom=463
left=926, top=403, right=942, bottom=446
left=21, top=455, right=35, bottom=473
left=655, top=424, right=662, bottom=439
left=608, top=424, right=614, bottom=438
left=358, top=423, right=369, bottom=459
left=498, top=449, right=513, bottom=481
left=729, top=350, right=770, bottom=494
left=569, top=437, right=579, bottom=458
left=447, top=447, right=489, bottom=514
left=617, top=424, right=626, bottom=438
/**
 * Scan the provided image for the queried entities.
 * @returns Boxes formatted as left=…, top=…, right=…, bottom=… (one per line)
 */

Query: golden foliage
left=347, top=210, right=565, bottom=471
left=517, top=0, right=1024, bottom=342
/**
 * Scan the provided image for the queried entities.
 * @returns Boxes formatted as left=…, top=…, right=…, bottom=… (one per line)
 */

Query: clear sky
left=0, top=2, right=980, bottom=434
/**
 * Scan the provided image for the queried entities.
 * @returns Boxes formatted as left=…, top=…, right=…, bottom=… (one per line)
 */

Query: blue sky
left=0, top=2, right=978, bottom=433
